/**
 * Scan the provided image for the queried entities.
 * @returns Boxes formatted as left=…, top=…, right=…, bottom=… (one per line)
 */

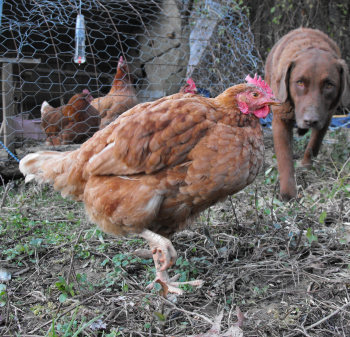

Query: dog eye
left=324, top=82, right=335, bottom=89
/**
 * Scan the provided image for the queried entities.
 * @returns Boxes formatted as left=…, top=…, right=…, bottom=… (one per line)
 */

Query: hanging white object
left=74, top=14, right=86, bottom=64
left=186, top=1, right=222, bottom=78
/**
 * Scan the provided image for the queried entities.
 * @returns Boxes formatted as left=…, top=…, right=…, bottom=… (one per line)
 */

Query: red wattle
left=254, top=106, right=270, bottom=118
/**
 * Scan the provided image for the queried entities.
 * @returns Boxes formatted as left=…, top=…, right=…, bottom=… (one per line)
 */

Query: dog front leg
left=301, top=117, right=332, bottom=168
left=272, top=117, right=296, bottom=200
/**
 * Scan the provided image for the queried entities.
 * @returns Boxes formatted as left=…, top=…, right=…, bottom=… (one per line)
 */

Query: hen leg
left=138, top=229, right=203, bottom=295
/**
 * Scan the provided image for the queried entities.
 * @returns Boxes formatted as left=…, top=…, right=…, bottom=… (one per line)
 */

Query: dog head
left=277, top=49, right=350, bottom=130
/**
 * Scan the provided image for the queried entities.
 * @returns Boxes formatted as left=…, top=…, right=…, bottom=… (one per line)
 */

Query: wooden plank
left=33, top=65, right=113, bottom=79
left=0, top=57, right=41, bottom=64
left=2, top=62, right=16, bottom=157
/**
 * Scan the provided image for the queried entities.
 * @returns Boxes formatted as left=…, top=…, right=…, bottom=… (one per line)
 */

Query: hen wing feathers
left=85, top=95, right=216, bottom=176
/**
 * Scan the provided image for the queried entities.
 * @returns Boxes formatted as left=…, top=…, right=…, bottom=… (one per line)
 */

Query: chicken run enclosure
left=0, top=0, right=262, bottom=170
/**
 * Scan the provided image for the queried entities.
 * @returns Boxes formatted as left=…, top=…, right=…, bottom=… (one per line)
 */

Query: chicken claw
left=147, top=272, right=203, bottom=296
left=139, top=229, right=203, bottom=295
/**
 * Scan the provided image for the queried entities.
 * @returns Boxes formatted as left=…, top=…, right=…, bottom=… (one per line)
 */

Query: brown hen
left=41, top=89, right=100, bottom=146
left=91, top=56, right=138, bottom=129
left=20, top=76, right=279, bottom=295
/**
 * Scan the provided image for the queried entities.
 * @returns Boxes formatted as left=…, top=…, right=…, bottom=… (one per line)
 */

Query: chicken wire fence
left=0, top=0, right=263, bottom=164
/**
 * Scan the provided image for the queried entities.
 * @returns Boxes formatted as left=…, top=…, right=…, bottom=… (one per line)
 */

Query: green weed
left=45, top=308, right=102, bottom=337
left=0, top=284, right=7, bottom=307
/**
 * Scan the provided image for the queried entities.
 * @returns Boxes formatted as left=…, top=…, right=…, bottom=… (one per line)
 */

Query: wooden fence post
left=1, top=61, right=16, bottom=156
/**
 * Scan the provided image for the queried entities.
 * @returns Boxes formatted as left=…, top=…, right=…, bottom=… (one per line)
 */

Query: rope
left=0, top=140, right=20, bottom=162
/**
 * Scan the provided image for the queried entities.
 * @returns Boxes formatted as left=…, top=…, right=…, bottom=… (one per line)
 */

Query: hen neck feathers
left=213, top=84, right=261, bottom=128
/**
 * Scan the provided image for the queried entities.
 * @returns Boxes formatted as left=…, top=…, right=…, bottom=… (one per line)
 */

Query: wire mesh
left=0, top=0, right=262, bottom=162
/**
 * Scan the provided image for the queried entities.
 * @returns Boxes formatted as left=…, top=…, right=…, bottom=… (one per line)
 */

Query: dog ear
left=278, top=61, right=294, bottom=102
left=337, top=59, right=350, bottom=107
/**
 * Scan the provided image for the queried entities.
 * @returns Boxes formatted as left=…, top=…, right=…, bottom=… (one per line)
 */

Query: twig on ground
left=160, top=295, right=214, bottom=325
left=1, top=182, right=12, bottom=209
left=229, top=196, right=239, bottom=228
left=304, top=301, right=350, bottom=331
left=67, top=229, right=84, bottom=284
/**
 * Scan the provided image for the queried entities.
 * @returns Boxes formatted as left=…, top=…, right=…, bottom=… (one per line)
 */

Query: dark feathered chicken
left=41, top=89, right=100, bottom=145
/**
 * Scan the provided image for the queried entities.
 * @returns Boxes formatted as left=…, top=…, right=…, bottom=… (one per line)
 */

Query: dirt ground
left=0, top=128, right=349, bottom=336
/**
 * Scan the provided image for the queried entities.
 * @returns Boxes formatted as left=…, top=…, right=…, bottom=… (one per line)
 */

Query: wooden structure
left=0, top=57, right=40, bottom=156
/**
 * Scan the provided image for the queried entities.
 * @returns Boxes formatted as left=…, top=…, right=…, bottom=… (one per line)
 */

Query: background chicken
left=179, top=78, right=198, bottom=94
left=179, top=78, right=211, bottom=97
left=20, top=75, right=279, bottom=295
left=91, top=56, right=138, bottom=129
left=41, top=89, right=100, bottom=146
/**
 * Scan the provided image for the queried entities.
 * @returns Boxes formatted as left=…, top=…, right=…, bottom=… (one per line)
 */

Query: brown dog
left=265, top=28, right=350, bottom=200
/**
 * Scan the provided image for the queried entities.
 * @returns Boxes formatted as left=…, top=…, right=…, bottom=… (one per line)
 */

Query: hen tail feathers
left=19, top=151, right=81, bottom=199
left=41, top=101, right=53, bottom=117
left=20, top=151, right=67, bottom=183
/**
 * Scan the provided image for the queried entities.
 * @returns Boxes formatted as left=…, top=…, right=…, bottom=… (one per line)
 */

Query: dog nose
left=303, top=109, right=319, bottom=128
left=303, top=118, right=319, bottom=128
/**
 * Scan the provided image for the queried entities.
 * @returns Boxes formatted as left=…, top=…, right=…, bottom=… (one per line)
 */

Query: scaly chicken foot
left=146, top=270, right=203, bottom=295
left=138, top=229, right=177, bottom=271
left=138, top=229, right=203, bottom=295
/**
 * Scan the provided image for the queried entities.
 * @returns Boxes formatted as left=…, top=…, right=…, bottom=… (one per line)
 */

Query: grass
left=0, top=128, right=349, bottom=336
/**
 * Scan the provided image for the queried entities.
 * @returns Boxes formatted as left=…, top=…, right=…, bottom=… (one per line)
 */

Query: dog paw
left=300, top=159, right=313, bottom=169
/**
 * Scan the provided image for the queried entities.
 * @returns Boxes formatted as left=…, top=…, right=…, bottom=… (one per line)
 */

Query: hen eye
left=252, top=92, right=260, bottom=98
left=296, top=80, right=304, bottom=87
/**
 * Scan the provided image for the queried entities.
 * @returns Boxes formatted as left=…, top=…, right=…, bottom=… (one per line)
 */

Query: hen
left=20, top=75, right=279, bottom=295
left=91, top=56, right=138, bottom=129
left=180, top=78, right=211, bottom=98
left=179, top=78, right=198, bottom=94
left=41, top=89, right=100, bottom=146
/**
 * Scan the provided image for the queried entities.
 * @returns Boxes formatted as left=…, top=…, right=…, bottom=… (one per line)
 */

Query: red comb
left=186, top=78, right=196, bottom=90
left=245, top=74, right=273, bottom=96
